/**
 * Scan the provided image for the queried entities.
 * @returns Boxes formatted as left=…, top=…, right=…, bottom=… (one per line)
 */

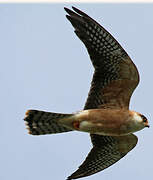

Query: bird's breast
left=72, top=109, right=133, bottom=136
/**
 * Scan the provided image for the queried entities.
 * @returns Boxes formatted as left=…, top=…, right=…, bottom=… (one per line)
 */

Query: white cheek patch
left=133, top=112, right=142, bottom=123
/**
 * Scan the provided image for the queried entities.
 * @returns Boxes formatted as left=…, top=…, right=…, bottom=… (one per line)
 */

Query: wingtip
left=66, top=172, right=80, bottom=180
left=66, top=176, right=72, bottom=180
left=64, top=7, right=69, bottom=12
left=65, top=15, right=71, bottom=21
left=72, top=6, right=81, bottom=14
left=72, top=6, right=88, bottom=17
left=64, top=7, right=78, bottom=17
left=72, top=6, right=77, bottom=11
left=64, top=6, right=77, bottom=12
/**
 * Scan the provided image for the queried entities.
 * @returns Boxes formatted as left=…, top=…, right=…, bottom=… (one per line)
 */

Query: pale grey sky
left=0, top=3, right=153, bottom=180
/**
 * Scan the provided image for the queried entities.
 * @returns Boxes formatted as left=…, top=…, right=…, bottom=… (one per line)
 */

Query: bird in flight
left=24, top=7, right=149, bottom=180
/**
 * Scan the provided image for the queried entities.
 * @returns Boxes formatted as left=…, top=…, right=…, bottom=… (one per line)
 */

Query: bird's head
left=131, top=111, right=149, bottom=130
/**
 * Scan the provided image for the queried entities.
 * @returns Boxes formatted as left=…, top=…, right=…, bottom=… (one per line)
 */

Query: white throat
left=132, top=112, right=142, bottom=123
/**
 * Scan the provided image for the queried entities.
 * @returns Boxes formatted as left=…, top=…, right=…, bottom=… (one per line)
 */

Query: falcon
left=24, top=7, right=149, bottom=180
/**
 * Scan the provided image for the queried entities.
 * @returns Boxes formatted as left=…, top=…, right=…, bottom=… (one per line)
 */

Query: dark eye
left=141, top=114, right=147, bottom=122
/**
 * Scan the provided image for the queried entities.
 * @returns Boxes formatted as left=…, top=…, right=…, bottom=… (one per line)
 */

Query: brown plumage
left=24, top=7, right=149, bottom=180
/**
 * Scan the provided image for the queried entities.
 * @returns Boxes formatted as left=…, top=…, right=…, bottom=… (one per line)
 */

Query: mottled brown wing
left=65, top=7, right=139, bottom=179
left=65, top=6, right=139, bottom=109
left=67, top=134, right=138, bottom=179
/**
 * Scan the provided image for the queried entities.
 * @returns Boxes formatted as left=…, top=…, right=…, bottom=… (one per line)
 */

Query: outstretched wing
left=67, top=134, right=138, bottom=179
left=65, top=6, right=139, bottom=109
left=65, top=7, right=139, bottom=179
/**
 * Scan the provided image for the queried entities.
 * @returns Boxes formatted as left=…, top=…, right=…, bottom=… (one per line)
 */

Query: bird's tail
left=24, top=110, right=73, bottom=135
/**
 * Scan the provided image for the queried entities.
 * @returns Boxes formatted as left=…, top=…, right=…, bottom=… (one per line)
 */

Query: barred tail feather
left=24, top=110, right=73, bottom=135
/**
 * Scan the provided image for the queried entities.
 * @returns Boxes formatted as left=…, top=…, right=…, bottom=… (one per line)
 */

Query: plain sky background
left=0, top=3, right=153, bottom=180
